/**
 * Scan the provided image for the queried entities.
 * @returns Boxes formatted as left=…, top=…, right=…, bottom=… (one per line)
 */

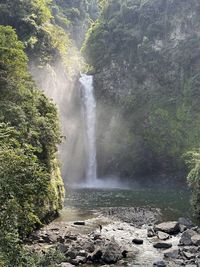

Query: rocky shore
left=26, top=207, right=200, bottom=266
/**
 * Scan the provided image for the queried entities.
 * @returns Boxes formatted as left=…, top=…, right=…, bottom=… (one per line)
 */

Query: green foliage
left=0, top=26, right=64, bottom=265
left=186, top=150, right=200, bottom=216
left=52, top=0, right=99, bottom=47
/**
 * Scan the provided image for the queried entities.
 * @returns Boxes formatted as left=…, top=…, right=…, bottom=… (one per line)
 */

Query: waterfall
left=79, top=74, right=97, bottom=184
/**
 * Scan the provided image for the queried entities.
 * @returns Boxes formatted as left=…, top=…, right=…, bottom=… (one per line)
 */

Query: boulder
left=179, top=229, right=196, bottom=246
left=132, top=238, right=144, bottom=245
left=153, top=242, right=172, bottom=249
left=102, top=241, right=123, bottom=264
left=154, top=221, right=180, bottom=234
left=191, top=234, right=200, bottom=246
left=178, top=217, right=193, bottom=228
left=157, top=231, right=170, bottom=241
left=164, top=248, right=179, bottom=259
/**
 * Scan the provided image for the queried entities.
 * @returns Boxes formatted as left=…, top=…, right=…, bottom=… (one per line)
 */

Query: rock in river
left=102, top=241, right=123, bottom=264
left=157, top=231, right=170, bottom=241
left=153, top=242, right=172, bottom=249
left=132, top=238, right=144, bottom=245
left=73, top=221, right=85, bottom=226
left=154, top=221, right=180, bottom=234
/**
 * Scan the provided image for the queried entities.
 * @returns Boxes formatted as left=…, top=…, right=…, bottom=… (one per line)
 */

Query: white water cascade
left=79, top=74, right=98, bottom=185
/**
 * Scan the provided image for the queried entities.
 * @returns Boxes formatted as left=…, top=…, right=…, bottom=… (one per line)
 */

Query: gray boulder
left=157, top=231, right=170, bottom=241
left=179, top=229, right=196, bottom=246
left=191, top=234, right=200, bottom=246
left=102, top=241, right=123, bottom=264
left=154, top=221, right=180, bottom=234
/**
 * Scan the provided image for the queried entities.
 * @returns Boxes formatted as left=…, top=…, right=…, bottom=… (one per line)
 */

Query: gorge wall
left=83, top=0, right=200, bottom=183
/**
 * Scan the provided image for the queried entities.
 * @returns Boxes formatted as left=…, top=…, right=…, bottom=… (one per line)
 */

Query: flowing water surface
left=58, top=187, right=192, bottom=222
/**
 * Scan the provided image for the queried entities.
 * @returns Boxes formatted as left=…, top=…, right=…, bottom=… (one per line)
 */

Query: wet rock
left=132, top=238, right=144, bottom=245
left=90, top=249, right=103, bottom=262
left=157, top=231, right=170, bottom=241
left=164, top=248, right=179, bottom=259
left=122, top=250, right=128, bottom=258
left=148, top=227, right=156, bottom=237
left=153, top=260, right=166, bottom=267
left=153, top=242, right=172, bottom=249
left=178, top=218, right=193, bottom=228
left=179, top=229, right=196, bottom=246
left=191, top=234, right=200, bottom=246
left=102, top=241, right=123, bottom=264
left=73, top=221, right=85, bottom=226
left=154, top=221, right=180, bottom=235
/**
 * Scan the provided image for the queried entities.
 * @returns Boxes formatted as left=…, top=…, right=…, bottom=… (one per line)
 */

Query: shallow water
left=57, top=187, right=192, bottom=222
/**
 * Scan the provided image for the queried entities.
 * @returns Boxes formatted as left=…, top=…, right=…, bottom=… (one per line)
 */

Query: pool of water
left=57, top=187, right=192, bottom=222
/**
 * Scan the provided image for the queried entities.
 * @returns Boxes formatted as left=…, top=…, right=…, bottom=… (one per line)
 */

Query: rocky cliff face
left=83, top=0, right=200, bottom=181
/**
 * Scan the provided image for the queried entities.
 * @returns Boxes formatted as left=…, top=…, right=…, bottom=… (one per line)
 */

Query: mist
left=30, top=61, right=88, bottom=185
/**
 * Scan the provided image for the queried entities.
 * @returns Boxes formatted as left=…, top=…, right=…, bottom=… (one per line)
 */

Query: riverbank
left=26, top=207, right=200, bottom=266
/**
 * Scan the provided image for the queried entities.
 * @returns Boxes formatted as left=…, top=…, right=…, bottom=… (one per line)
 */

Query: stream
left=57, top=187, right=192, bottom=223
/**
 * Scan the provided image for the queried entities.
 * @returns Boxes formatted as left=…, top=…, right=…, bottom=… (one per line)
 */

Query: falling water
left=79, top=74, right=97, bottom=184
